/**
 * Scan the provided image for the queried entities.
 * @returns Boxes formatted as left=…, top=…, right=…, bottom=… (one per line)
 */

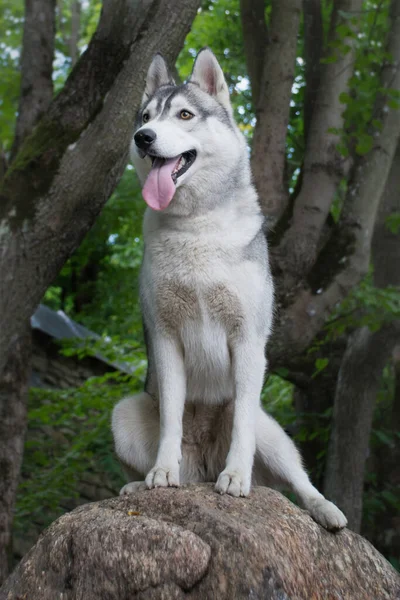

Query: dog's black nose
left=134, top=128, right=156, bottom=150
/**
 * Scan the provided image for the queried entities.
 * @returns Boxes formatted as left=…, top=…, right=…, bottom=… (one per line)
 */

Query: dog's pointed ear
left=190, top=48, right=231, bottom=112
left=143, top=54, right=174, bottom=103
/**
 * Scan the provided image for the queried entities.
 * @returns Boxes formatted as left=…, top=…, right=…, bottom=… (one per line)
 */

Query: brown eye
left=180, top=110, right=193, bottom=120
left=143, top=113, right=150, bottom=123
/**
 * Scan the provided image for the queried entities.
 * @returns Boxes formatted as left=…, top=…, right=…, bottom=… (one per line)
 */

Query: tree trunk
left=10, top=0, right=56, bottom=160
left=303, top=0, right=323, bottom=141
left=0, top=0, right=56, bottom=583
left=248, top=0, right=301, bottom=223
left=69, top=1, right=81, bottom=68
left=0, top=327, right=31, bottom=584
left=324, top=325, right=400, bottom=532
left=324, top=129, right=400, bottom=533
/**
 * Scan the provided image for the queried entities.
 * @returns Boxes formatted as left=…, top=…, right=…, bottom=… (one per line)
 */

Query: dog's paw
left=307, top=497, right=347, bottom=531
left=145, top=465, right=180, bottom=489
left=119, top=481, right=146, bottom=496
left=215, top=469, right=250, bottom=497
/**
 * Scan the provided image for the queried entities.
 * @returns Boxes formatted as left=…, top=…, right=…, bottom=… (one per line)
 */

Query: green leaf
left=355, top=133, right=373, bottom=155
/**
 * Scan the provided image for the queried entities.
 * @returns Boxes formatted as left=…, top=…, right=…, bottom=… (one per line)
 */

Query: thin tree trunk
left=393, top=346, right=400, bottom=431
left=303, top=0, right=323, bottom=141
left=0, top=327, right=31, bottom=584
left=324, top=325, right=399, bottom=532
left=276, top=0, right=362, bottom=280
left=324, top=134, right=400, bottom=533
left=0, top=0, right=56, bottom=583
left=10, top=0, right=56, bottom=160
left=249, top=0, right=301, bottom=224
left=239, top=0, right=268, bottom=109
left=70, top=0, right=81, bottom=68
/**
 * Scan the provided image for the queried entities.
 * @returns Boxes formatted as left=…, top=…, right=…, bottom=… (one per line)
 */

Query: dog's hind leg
left=254, top=407, right=347, bottom=530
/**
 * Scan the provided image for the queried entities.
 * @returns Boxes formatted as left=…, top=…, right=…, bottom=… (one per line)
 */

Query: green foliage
left=15, top=368, right=145, bottom=531
left=324, top=271, right=400, bottom=338
left=331, top=1, right=394, bottom=159
left=386, top=211, right=400, bottom=234
left=0, top=0, right=23, bottom=151
left=261, top=375, right=295, bottom=426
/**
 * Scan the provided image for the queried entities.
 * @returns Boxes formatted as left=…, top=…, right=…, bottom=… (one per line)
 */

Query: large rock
left=1, top=484, right=399, bottom=599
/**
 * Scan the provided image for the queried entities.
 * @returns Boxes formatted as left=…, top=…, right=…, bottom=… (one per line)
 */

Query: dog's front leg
left=215, top=339, right=266, bottom=497
left=145, top=335, right=186, bottom=489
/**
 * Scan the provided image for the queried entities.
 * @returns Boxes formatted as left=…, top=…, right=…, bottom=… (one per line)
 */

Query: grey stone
left=2, top=484, right=400, bottom=599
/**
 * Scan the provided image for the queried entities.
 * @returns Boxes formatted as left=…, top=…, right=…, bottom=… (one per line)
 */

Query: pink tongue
left=142, top=156, right=180, bottom=211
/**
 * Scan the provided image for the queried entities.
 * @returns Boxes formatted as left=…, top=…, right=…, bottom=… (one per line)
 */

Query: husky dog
left=112, top=49, right=347, bottom=530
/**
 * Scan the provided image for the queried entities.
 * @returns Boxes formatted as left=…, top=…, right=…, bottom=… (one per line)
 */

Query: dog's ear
left=190, top=48, right=231, bottom=112
left=143, top=54, right=174, bottom=103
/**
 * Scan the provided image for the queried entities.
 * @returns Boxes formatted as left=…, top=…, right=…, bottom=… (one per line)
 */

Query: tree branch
left=70, top=0, right=81, bottom=68
left=0, top=0, right=202, bottom=392
left=275, top=0, right=362, bottom=281
left=239, top=0, right=268, bottom=109
left=303, top=0, right=323, bottom=141
left=250, top=0, right=301, bottom=224
left=269, top=0, right=400, bottom=369
left=10, top=0, right=56, bottom=160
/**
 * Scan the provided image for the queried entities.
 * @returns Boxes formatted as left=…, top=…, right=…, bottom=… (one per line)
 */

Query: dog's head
left=131, top=48, right=248, bottom=214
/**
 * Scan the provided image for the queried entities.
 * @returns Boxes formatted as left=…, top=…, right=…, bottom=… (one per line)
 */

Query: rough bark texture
left=0, top=327, right=31, bottom=585
left=0, top=0, right=56, bottom=583
left=276, top=0, right=362, bottom=281
left=69, top=0, right=81, bottom=68
left=372, top=139, right=400, bottom=288
left=324, top=325, right=400, bottom=533
left=10, top=0, right=56, bottom=159
left=303, top=0, right=323, bottom=141
left=1, top=485, right=399, bottom=600
left=248, top=0, right=301, bottom=224
left=0, top=0, right=201, bottom=378
left=239, top=0, right=268, bottom=108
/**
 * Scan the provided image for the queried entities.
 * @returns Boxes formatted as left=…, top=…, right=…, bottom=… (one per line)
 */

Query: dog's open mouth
left=142, top=150, right=197, bottom=211
left=150, top=150, right=197, bottom=184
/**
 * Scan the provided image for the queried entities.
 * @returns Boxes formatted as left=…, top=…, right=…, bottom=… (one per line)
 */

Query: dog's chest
left=147, top=234, right=245, bottom=336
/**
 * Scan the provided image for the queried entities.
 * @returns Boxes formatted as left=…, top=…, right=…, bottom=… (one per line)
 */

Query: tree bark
left=324, top=325, right=400, bottom=533
left=275, top=0, right=362, bottom=281
left=239, top=0, right=268, bottom=109
left=10, top=0, right=56, bottom=160
left=248, top=0, right=301, bottom=224
left=324, top=129, right=400, bottom=533
left=0, top=0, right=201, bottom=376
left=0, top=327, right=31, bottom=584
left=303, top=0, right=323, bottom=141
left=394, top=346, right=400, bottom=432
left=268, top=0, right=400, bottom=371
left=0, top=0, right=56, bottom=583
left=69, top=0, right=81, bottom=68
left=0, top=0, right=201, bottom=584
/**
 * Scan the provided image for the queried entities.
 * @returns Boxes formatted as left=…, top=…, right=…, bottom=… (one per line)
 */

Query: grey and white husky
left=112, top=48, right=347, bottom=530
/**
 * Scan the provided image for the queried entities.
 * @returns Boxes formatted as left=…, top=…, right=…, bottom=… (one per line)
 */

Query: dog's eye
left=143, top=113, right=150, bottom=123
left=180, top=110, right=194, bottom=120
